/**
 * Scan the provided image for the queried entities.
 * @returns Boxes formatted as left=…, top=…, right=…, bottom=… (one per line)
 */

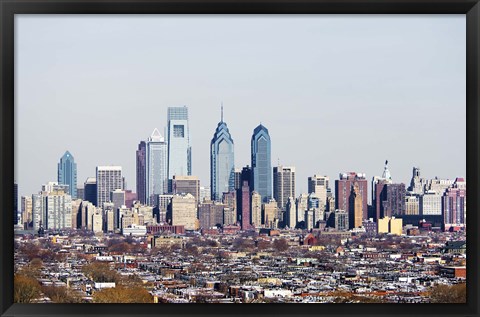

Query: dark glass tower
left=210, top=107, right=235, bottom=201
left=136, top=141, right=146, bottom=204
left=58, top=151, right=77, bottom=199
left=251, top=124, right=272, bottom=202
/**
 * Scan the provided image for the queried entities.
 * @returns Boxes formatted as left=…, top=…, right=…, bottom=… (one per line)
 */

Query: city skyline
left=16, top=15, right=466, bottom=199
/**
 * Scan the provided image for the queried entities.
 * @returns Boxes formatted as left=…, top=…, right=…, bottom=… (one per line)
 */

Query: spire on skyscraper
left=382, top=160, right=392, bottom=180
left=221, top=103, right=224, bottom=122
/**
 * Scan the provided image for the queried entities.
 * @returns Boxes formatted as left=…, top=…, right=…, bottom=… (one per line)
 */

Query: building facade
left=335, top=172, right=368, bottom=222
left=167, top=106, right=192, bottom=180
left=96, top=166, right=123, bottom=209
left=273, top=166, right=295, bottom=211
left=251, top=124, right=272, bottom=202
left=169, top=193, right=198, bottom=230
left=210, top=111, right=235, bottom=201
left=307, top=175, right=329, bottom=208
left=58, top=151, right=77, bottom=199
left=136, top=141, right=147, bottom=204
left=146, top=128, right=168, bottom=205
left=172, top=175, right=200, bottom=205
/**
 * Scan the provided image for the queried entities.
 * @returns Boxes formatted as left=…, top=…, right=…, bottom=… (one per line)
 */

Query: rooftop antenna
left=221, top=102, right=224, bottom=122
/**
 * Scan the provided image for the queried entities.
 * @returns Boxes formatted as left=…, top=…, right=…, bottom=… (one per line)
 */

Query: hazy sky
left=15, top=15, right=466, bottom=201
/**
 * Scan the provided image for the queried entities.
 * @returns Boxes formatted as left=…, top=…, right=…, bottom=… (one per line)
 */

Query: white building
left=273, top=166, right=296, bottom=211
left=170, top=193, right=198, bottom=230
left=96, top=166, right=123, bottom=209
left=146, top=129, right=168, bottom=205
left=32, top=182, right=72, bottom=230
left=420, top=190, right=442, bottom=215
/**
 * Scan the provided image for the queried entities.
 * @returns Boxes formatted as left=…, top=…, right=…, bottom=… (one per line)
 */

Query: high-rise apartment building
left=251, top=124, right=272, bottom=202
left=198, top=200, right=225, bottom=229
left=263, top=199, right=278, bottom=229
left=273, top=166, right=295, bottom=211
left=296, top=193, right=309, bottom=224
left=382, top=184, right=406, bottom=217
left=96, top=166, right=123, bottom=209
left=167, top=106, right=191, bottom=180
left=443, top=178, right=466, bottom=228
left=251, top=191, right=262, bottom=228
left=210, top=109, right=235, bottom=201
left=349, top=183, right=363, bottom=229
left=136, top=141, right=147, bottom=204
left=146, top=129, right=168, bottom=205
left=335, top=172, right=368, bottom=222
left=32, top=182, right=72, bottom=230
left=420, top=191, right=442, bottom=216
left=405, top=193, right=420, bottom=215
left=21, top=196, right=32, bottom=229
left=237, top=181, right=250, bottom=230
left=58, top=151, right=77, bottom=199
left=199, top=186, right=211, bottom=203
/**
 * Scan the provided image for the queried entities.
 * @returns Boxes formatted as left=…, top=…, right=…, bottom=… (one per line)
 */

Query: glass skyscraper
left=58, top=151, right=77, bottom=199
left=210, top=110, right=235, bottom=202
left=251, top=124, right=272, bottom=202
left=167, top=106, right=191, bottom=181
left=146, top=128, right=168, bottom=205
left=136, top=141, right=146, bottom=204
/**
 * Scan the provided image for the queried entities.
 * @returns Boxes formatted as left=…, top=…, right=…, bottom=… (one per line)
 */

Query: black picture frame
left=1, top=0, right=478, bottom=316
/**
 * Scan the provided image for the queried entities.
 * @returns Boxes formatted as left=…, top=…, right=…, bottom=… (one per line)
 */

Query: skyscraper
left=84, top=177, right=97, bottom=206
left=96, top=166, right=123, bottom=209
left=335, top=172, right=368, bottom=222
left=167, top=106, right=191, bottom=180
left=136, top=141, right=147, bottom=204
left=58, top=151, right=77, bottom=199
left=251, top=191, right=262, bottom=228
left=308, top=175, right=330, bottom=208
left=210, top=108, right=235, bottom=201
left=32, top=182, right=72, bottom=230
left=251, top=124, right=272, bottom=202
left=146, top=128, right=168, bottom=205
left=237, top=181, right=251, bottom=230
left=273, top=166, right=295, bottom=211
left=172, top=175, right=200, bottom=205
left=443, top=178, right=466, bottom=229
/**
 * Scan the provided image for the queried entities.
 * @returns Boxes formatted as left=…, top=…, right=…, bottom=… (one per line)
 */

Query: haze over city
left=15, top=15, right=465, bottom=199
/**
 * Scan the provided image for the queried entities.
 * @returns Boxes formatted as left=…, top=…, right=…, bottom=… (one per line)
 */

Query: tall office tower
left=405, top=193, right=420, bottom=215
left=71, top=199, right=82, bottom=229
left=240, top=166, right=253, bottom=192
left=104, top=203, right=115, bottom=232
left=84, top=177, right=97, bottom=206
left=251, top=191, right=262, bottom=228
left=443, top=178, right=466, bottom=229
left=168, top=193, right=198, bottom=230
left=145, top=128, right=168, bottom=205
left=21, top=196, right=33, bottom=229
left=167, top=106, right=191, bottom=180
left=335, top=172, right=368, bottom=221
left=32, top=182, right=72, bottom=230
left=14, top=183, right=18, bottom=225
left=349, top=182, right=363, bottom=229
left=382, top=184, right=406, bottom=217
left=308, top=193, right=324, bottom=225
left=124, top=190, right=137, bottom=208
left=408, top=167, right=426, bottom=194
left=92, top=209, right=103, bottom=233
left=222, top=191, right=236, bottom=222
left=296, top=193, right=309, bottom=224
left=136, top=141, right=147, bottom=204
left=234, top=168, right=242, bottom=190
left=420, top=190, right=442, bottom=215
left=223, top=207, right=236, bottom=226
left=210, top=108, right=235, bottom=201
left=237, top=181, right=251, bottom=230
left=158, top=194, right=174, bottom=223
left=110, top=189, right=125, bottom=229
left=273, top=166, right=295, bottom=211
left=372, top=160, right=393, bottom=220
left=76, top=188, right=84, bottom=200
left=58, top=151, right=77, bottom=199
left=198, top=200, right=225, bottom=229
left=263, top=199, right=278, bottom=229
left=199, top=186, right=211, bottom=203
left=307, top=175, right=330, bottom=207
left=172, top=175, right=200, bottom=205
left=326, top=209, right=347, bottom=231
left=285, top=196, right=296, bottom=229
left=96, top=166, right=123, bottom=209
left=251, top=124, right=272, bottom=202
left=80, top=201, right=96, bottom=230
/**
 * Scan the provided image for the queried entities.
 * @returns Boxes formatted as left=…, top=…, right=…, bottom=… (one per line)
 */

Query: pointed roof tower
left=382, top=160, right=392, bottom=180
left=149, top=128, right=164, bottom=142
